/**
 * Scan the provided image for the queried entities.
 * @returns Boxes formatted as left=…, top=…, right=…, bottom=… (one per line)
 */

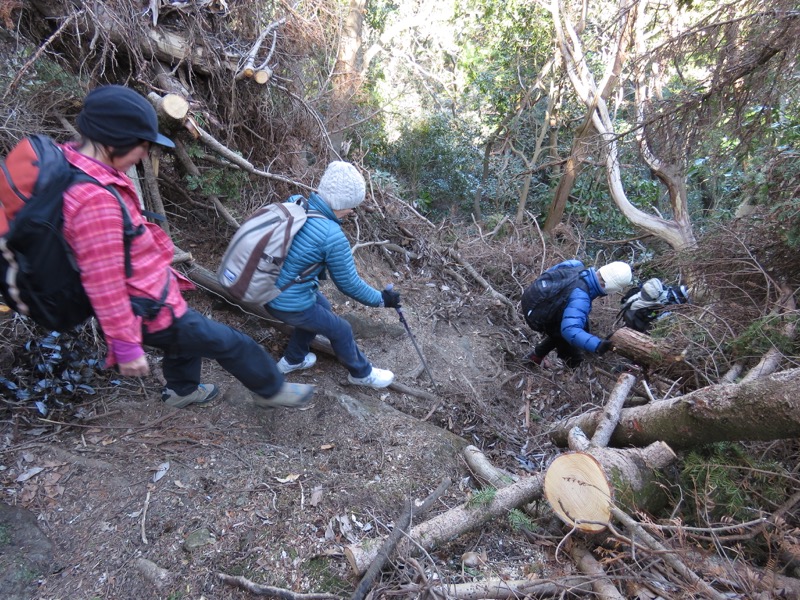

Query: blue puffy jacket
left=549, top=259, right=606, bottom=353
left=267, top=193, right=382, bottom=312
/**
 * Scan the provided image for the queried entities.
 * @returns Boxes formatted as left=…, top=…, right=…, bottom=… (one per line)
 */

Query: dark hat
left=76, top=85, right=175, bottom=149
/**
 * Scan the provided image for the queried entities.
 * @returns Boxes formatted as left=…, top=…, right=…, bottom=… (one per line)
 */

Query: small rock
left=183, top=528, right=216, bottom=551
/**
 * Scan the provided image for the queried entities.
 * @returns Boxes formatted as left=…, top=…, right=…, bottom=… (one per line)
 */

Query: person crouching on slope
left=63, top=85, right=313, bottom=409
left=528, top=260, right=632, bottom=368
left=266, top=161, right=401, bottom=389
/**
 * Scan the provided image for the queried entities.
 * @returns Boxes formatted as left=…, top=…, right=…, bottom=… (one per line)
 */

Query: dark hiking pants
left=143, top=309, right=283, bottom=397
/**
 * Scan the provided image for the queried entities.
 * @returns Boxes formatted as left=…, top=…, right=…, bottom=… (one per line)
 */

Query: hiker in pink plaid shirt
left=62, top=85, right=314, bottom=410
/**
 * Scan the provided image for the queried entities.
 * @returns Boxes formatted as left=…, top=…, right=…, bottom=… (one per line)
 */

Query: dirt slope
left=0, top=246, right=611, bottom=599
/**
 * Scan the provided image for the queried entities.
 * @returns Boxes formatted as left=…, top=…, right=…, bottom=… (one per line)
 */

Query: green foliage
left=565, top=172, right=638, bottom=244
left=680, top=443, right=791, bottom=524
left=507, top=508, right=536, bottom=532
left=306, top=557, right=351, bottom=594
left=726, top=314, right=797, bottom=360
left=466, top=487, right=497, bottom=508
left=365, top=0, right=398, bottom=32
left=453, top=0, right=552, bottom=128
left=375, top=113, right=479, bottom=217
left=184, top=166, right=249, bottom=202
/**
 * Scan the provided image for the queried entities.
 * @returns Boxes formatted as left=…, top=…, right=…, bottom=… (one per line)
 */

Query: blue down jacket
left=551, top=259, right=606, bottom=353
left=267, top=193, right=382, bottom=312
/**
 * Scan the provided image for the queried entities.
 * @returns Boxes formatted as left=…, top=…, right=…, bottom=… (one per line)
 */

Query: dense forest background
left=1, top=0, right=799, bottom=599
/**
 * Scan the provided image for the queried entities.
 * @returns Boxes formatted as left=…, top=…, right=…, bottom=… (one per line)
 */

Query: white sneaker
left=348, top=367, right=394, bottom=389
left=277, top=353, right=317, bottom=374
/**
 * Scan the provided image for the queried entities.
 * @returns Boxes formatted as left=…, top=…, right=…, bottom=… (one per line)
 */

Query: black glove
left=381, top=288, right=401, bottom=309
left=596, top=339, right=613, bottom=355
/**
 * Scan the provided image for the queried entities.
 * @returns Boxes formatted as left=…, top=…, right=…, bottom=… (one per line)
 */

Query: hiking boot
left=276, top=353, right=317, bottom=374
left=348, top=367, right=394, bottom=389
left=527, top=351, right=544, bottom=365
left=254, top=382, right=315, bottom=410
left=162, top=383, right=219, bottom=408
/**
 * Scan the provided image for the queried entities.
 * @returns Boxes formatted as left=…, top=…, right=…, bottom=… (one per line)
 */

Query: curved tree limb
left=445, top=248, right=515, bottom=310
left=183, top=116, right=313, bottom=190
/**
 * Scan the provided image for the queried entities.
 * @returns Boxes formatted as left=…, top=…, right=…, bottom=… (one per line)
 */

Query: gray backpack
left=217, top=196, right=322, bottom=304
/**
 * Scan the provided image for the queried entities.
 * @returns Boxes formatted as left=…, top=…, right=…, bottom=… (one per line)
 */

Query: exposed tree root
left=216, top=573, right=342, bottom=599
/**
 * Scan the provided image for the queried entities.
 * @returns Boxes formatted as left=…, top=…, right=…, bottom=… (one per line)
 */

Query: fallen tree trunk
left=426, top=577, right=594, bottom=599
left=608, top=327, right=686, bottom=367
left=343, top=473, right=544, bottom=575
left=548, top=367, right=800, bottom=449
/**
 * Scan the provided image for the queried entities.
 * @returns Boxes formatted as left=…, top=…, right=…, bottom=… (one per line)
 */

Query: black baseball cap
left=76, top=85, right=175, bottom=149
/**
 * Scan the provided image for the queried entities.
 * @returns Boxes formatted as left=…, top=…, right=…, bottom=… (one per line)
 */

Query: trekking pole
left=386, top=285, right=437, bottom=387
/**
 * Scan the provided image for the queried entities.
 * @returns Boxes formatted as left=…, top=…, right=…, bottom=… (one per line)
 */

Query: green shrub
left=680, top=442, right=790, bottom=525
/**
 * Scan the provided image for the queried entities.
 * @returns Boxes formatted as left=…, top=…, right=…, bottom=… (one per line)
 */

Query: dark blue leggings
left=267, top=292, right=372, bottom=378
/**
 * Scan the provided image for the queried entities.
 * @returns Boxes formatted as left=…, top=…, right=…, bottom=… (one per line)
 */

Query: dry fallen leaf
left=153, top=462, right=170, bottom=483
left=15, top=467, right=44, bottom=482
left=320, top=444, right=335, bottom=451
left=275, top=473, right=300, bottom=483
left=310, top=485, right=324, bottom=506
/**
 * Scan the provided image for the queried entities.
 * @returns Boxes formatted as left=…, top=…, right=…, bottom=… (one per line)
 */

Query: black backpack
left=618, top=283, right=689, bottom=332
left=521, top=265, right=585, bottom=332
left=0, top=135, right=143, bottom=332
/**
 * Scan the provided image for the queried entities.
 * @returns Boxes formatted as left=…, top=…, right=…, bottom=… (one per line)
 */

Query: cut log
left=544, top=441, right=677, bottom=531
left=147, top=92, right=189, bottom=122
left=544, top=452, right=612, bottom=533
left=343, top=474, right=544, bottom=575
left=608, top=327, right=686, bottom=367
left=253, top=67, right=273, bottom=85
left=548, top=367, right=800, bottom=449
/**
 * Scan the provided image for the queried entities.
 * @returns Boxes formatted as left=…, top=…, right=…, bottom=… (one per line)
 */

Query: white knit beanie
left=597, top=262, right=632, bottom=294
left=317, top=161, right=366, bottom=210
left=641, top=278, right=664, bottom=301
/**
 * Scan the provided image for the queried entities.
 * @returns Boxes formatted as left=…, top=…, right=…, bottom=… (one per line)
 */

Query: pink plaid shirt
left=61, top=145, right=192, bottom=366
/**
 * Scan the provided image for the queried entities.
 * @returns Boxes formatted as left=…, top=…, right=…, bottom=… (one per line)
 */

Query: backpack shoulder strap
left=288, top=194, right=326, bottom=220
left=69, top=172, right=144, bottom=279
